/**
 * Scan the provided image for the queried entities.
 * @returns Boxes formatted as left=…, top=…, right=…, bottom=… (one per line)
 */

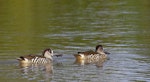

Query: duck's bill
left=53, top=53, right=63, bottom=57
left=104, top=51, right=110, bottom=54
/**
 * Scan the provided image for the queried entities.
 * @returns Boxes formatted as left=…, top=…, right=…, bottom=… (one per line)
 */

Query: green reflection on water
left=0, top=0, right=149, bottom=57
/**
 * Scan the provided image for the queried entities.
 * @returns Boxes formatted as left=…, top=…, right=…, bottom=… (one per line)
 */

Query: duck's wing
left=17, top=54, right=34, bottom=60
left=17, top=54, right=44, bottom=60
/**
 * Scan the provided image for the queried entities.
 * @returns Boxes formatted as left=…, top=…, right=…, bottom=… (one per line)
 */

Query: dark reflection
left=74, top=58, right=107, bottom=68
left=19, top=63, right=53, bottom=81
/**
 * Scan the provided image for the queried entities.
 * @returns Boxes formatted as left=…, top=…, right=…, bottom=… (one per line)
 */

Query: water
left=0, top=0, right=150, bottom=82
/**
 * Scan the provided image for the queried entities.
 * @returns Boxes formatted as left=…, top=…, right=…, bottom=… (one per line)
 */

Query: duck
left=17, top=48, right=54, bottom=64
left=74, top=45, right=109, bottom=64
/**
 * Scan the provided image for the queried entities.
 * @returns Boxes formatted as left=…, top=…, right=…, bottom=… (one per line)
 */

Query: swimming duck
left=74, top=45, right=108, bottom=64
left=17, top=48, right=53, bottom=64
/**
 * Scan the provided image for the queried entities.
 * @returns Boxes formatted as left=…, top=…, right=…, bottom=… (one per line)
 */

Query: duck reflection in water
left=74, top=45, right=110, bottom=67
left=19, top=62, right=53, bottom=81
left=19, top=62, right=53, bottom=73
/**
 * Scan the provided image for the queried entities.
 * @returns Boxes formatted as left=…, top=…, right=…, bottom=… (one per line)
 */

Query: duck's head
left=43, top=48, right=54, bottom=60
left=95, top=45, right=105, bottom=54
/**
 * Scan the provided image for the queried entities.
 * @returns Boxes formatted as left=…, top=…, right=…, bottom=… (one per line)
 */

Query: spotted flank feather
left=74, top=45, right=109, bottom=65
left=31, top=57, right=51, bottom=64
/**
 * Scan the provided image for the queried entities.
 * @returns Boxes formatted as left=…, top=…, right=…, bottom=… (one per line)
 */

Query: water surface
left=0, top=0, right=150, bottom=82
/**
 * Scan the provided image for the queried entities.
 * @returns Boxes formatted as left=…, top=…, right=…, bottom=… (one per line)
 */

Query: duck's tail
left=17, top=56, right=25, bottom=61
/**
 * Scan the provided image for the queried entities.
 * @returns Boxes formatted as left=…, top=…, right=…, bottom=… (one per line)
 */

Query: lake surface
left=0, top=0, right=150, bottom=82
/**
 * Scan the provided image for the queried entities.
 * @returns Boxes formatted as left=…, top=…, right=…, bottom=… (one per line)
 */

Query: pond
left=0, top=0, right=150, bottom=82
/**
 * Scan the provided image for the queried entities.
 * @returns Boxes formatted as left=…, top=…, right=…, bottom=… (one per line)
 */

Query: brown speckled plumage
left=74, top=45, right=109, bottom=65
